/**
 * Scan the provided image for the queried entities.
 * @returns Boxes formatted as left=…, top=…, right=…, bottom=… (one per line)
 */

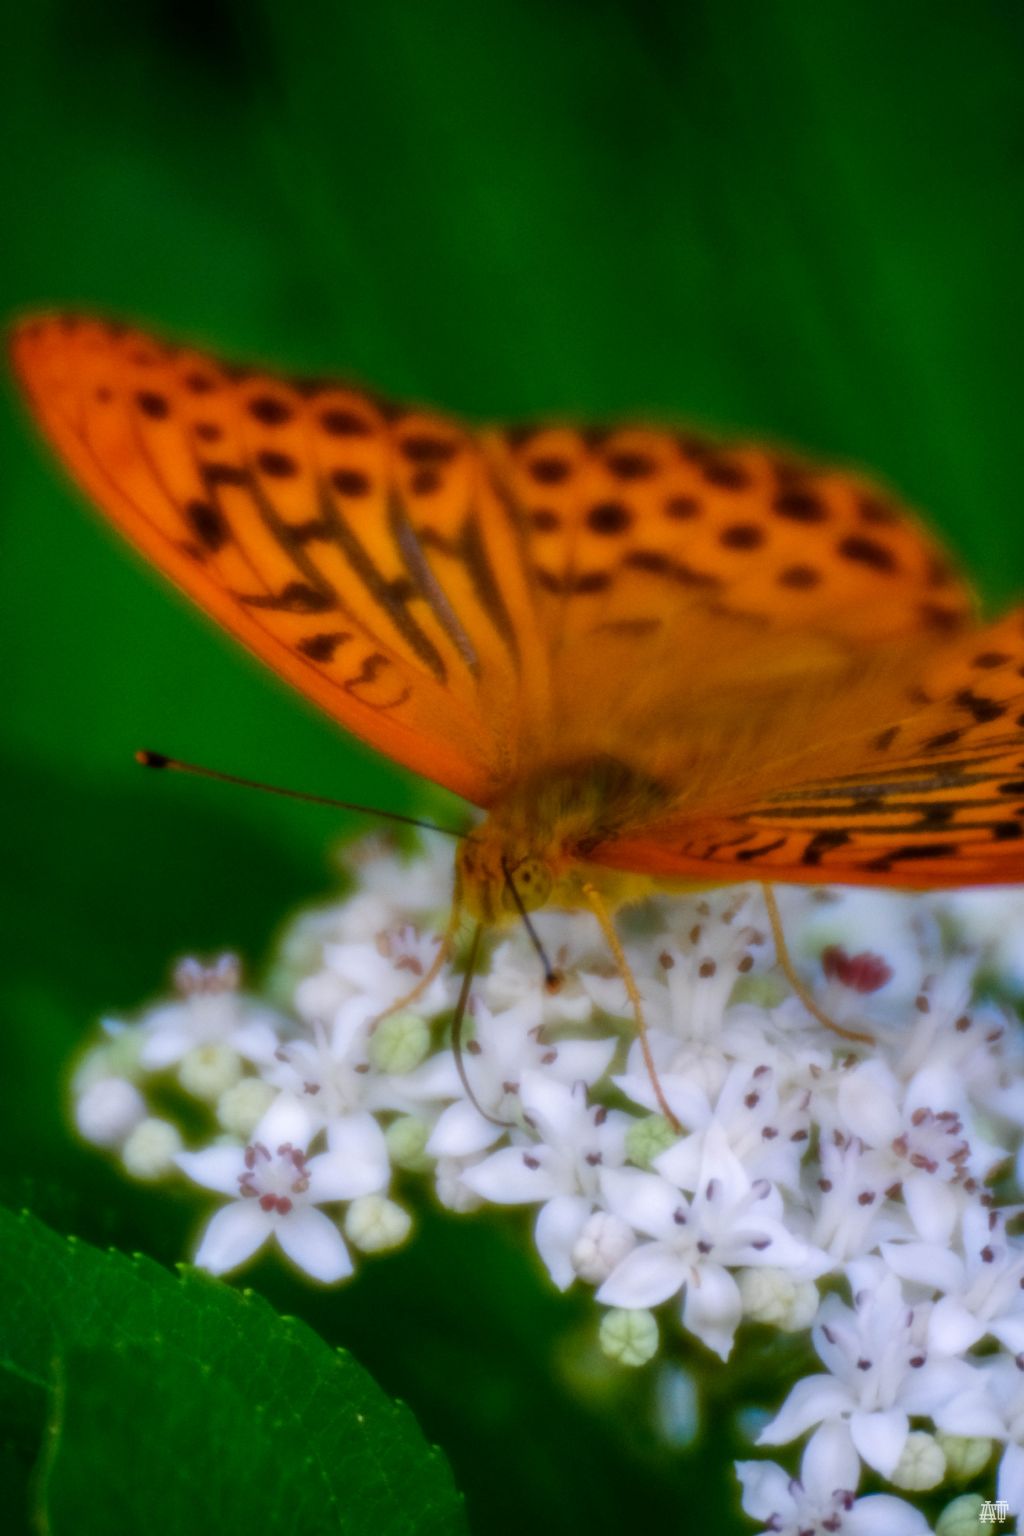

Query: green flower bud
left=731, top=975, right=788, bottom=1008
left=122, top=1117, right=182, bottom=1180
left=368, top=1012, right=430, bottom=1075
left=737, top=1267, right=819, bottom=1331
left=625, top=1115, right=677, bottom=1169
left=935, top=1433, right=993, bottom=1483
left=178, top=1044, right=242, bottom=1101
left=216, top=1078, right=276, bottom=1138
left=345, top=1195, right=412, bottom=1253
left=936, top=1494, right=986, bottom=1536
left=598, top=1308, right=659, bottom=1367
left=385, top=1115, right=434, bottom=1172
left=890, top=1431, right=945, bottom=1492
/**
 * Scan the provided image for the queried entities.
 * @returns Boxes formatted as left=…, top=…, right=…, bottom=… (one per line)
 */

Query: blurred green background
left=2, top=1, right=1022, bottom=1530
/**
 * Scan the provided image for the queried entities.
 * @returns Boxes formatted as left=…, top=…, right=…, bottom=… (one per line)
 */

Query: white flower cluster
left=71, top=836, right=1024, bottom=1535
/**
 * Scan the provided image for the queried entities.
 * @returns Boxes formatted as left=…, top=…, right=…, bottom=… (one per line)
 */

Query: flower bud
left=890, top=1430, right=945, bottom=1491
left=216, top=1078, right=276, bottom=1138
left=572, top=1212, right=636, bottom=1284
left=625, top=1115, right=677, bottom=1169
left=75, top=1078, right=147, bottom=1147
left=435, top=1158, right=483, bottom=1213
left=934, top=1433, right=992, bottom=1483
left=178, top=1044, right=243, bottom=1101
left=344, top=1194, right=412, bottom=1253
left=936, top=1494, right=986, bottom=1536
left=368, top=1011, right=430, bottom=1074
left=598, top=1308, right=659, bottom=1367
left=122, top=1117, right=182, bottom=1180
left=385, top=1115, right=434, bottom=1172
left=737, top=1268, right=819, bottom=1331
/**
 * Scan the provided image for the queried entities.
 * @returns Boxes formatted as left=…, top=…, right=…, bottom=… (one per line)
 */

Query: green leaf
left=0, top=1208, right=466, bottom=1536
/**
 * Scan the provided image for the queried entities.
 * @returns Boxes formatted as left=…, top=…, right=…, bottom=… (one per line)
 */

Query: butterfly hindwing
left=591, top=611, right=1024, bottom=887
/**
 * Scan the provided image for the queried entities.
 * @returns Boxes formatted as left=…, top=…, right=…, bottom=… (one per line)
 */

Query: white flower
left=942, top=888, right=1024, bottom=993
left=426, top=1003, right=616, bottom=1161
left=738, top=1421, right=931, bottom=1536
left=760, top=1263, right=999, bottom=1476
left=831, top=1058, right=988, bottom=1244
left=302, top=924, right=453, bottom=1031
left=461, top=1074, right=630, bottom=1289
left=980, top=1351, right=1024, bottom=1512
left=483, top=911, right=608, bottom=1024
left=139, top=955, right=282, bottom=1070
left=177, top=1113, right=387, bottom=1281
left=636, top=1060, right=813, bottom=1194
left=808, top=1132, right=906, bottom=1265
left=598, top=1123, right=825, bottom=1359
left=883, top=1204, right=1024, bottom=1357
left=262, top=1014, right=416, bottom=1155
left=791, top=885, right=929, bottom=1020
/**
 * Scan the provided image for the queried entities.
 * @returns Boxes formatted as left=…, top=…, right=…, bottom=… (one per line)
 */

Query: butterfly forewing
left=11, top=314, right=518, bottom=804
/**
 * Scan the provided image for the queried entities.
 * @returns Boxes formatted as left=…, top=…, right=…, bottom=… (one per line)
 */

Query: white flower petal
left=314, top=1114, right=390, bottom=1199
left=998, top=1441, right=1024, bottom=1512
left=735, top=1459, right=793, bottom=1522
left=193, top=1201, right=270, bottom=1274
left=140, top=1027, right=191, bottom=1069
left=880, top=1240, right=964, bottom=1295
left=534, top=1195, right=592, bottom=1291
left=275, top=1206, right=352, bottom=1283
left=552, top=1037, right=617, bottom=1084
left=597, top=1242, right=688, bottom=1309
left=681, top=1262, right=742, bottom=1360
left=850, top=1408, right=907, bottom=1478
left=176, top=1145, right=244, bottom=1197
left=461, top=1147, right=561, bottom=1204
left=843, top=1494, right=931, bottom=1536
left=254, top=1093, right=317, bottom=1148
left=928, top=1295, right=985, bottom=1355
left=903, top=1173, right=959, bottom=1245
left=426, top=1099, right=504, bottom=1157
left=802, top=1419, right=861, bottom=1498
left=599, top=1168, right=682, bottom=1238
left=836, top=1062, right=902, bottom=1145
left=759, top=1375, right=853, bottom=1446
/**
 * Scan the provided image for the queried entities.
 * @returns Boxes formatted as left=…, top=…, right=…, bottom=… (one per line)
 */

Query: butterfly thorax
left=456, top=756, right=668, bottom=923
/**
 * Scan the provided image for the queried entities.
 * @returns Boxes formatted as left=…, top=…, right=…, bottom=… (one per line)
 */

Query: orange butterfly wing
left=481, top=422, right=1023, bottom=886
left=14, top=313, right=1021, bottom=888
left=10, top=314, right=550, bottom=806
left=589, top=609, right=1024, bottom=887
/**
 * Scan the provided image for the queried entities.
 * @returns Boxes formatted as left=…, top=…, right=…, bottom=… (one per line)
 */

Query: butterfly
left=10, top=314, right=1024, bottom=1110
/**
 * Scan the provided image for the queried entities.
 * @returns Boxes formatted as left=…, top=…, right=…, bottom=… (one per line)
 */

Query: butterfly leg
left=760, top=884, right=874, bottom=1046
left=369, top=902, right=462, bottom=1032
left=582, top=882, right=682, bottom=1133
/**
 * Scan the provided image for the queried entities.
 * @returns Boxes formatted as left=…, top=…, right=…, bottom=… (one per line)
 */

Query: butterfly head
left=455, top=831, right=556, bottom=925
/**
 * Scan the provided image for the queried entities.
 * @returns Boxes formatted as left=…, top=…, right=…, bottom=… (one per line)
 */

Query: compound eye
left=500, top=857, right=553, bottom=915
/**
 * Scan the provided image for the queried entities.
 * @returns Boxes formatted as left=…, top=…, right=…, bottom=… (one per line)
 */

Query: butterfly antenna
left=760, top=884, right=874, bottom=1046
left=135, top=750, right=467, bottom=839
left=500, top=858, right=563, bottom=993
left=451, top=922, right=514, bottom=1129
